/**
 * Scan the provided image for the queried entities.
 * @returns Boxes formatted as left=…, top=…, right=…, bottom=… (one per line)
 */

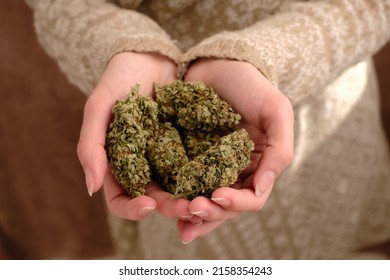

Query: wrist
left=185, top=58, right=257, bottom=86
left=111, top=51, right=176, bottom=75
left=101, top=51, right=176, bottom=98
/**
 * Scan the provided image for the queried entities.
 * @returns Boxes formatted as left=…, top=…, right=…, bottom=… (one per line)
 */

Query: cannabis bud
left=105, top=85, right=155, bottom=197
left=156, top=80, right=241, bottom=131
left=105, top=80, right=254, bottom=200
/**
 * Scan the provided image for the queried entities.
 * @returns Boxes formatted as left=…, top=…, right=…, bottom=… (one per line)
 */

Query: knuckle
left=76, top=140, right=87, bottom=161
left=106, top=202, right=122, bottom=219
left=83, top=95, right=99, bottom=114
left=254, top=200, right=266, bottom=211
left=275, top=146, right=294, bottom=170
left=281, top=151, right=294, bottom=166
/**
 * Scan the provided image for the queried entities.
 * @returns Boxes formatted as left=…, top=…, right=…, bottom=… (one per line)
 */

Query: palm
left=175, top=58, right=294, bottom=243
left=186, top=58, right=291, bottom=190
left=77, top=52, right=180, bottom=221
left=234, top=122, right=267, bottom=188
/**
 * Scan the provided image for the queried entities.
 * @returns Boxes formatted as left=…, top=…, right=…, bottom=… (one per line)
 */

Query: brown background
left=0, top=1, right=389, bottom=259
left=0, top=1, right=114, bottom=259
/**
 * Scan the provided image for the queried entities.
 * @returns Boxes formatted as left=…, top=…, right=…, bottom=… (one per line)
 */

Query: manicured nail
left=182, top=239, right=194, bottom=245
left=138, top=206, right=155, bottom=216
left=85, top=169, right=94, bottom=197
left=211, top=197, right=231, bottom=207
left=256, top=170, right=276, bottom=197
left=191, top=220, right=203, bottom=226
left=180, top=214, right=194, bottom=220
left=190, top=210, right=208, bottom=218
left=179, top=215, right=194, bottom=221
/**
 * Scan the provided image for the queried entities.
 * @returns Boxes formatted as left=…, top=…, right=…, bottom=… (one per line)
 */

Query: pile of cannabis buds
left=105, top=80, right=254, bottom=200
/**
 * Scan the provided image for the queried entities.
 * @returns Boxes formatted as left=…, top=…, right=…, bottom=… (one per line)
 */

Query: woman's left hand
left=175, top=58, right=295, bottom=243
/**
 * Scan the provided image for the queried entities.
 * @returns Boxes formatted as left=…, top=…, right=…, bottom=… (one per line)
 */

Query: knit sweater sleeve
left=25, top=0, right=181, bottom=94
left=179, top=0, right=390, bottom=104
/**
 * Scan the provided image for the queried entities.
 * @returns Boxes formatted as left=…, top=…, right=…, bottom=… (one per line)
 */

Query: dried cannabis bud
left=147, top=122, right=189, bottom=194
left=106, top=81, right=254, bottom=200
left=155, top=80, right=241, bottom=131
left=182, top=129, right=221, bottom=160
left=105, top=85, right=154, bottom=197
left=174, top=129, right=254, bottom=200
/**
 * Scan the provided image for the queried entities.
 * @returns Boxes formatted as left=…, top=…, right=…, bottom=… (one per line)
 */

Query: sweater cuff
left=178, top=12, right=329, bottom=104
left=28, top=0, right=182, bottom=95
left=177, top=33, right=278, bottom=87
left=179, top=1, right=390, bottom=104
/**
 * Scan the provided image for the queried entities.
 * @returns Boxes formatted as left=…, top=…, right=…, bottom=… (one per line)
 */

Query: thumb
left=77, top=141, right=108, bottom=197
left=77, top=93, right=114, bottom=196
left=253, top=147, right=292, bottom=197
left=253, top=99, right=294, bottom=196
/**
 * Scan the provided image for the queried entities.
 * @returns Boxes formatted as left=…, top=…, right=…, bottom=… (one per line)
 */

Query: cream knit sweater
left=27, top=0, right=390, bottom=259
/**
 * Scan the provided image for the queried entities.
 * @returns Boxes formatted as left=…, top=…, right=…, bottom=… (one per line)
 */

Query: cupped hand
left=77, top=52, right=195, bottom=221
left=178, top=58, right=294, bottom=243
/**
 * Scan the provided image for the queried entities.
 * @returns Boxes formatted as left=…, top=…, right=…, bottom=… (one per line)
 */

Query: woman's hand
left=77, top=52, right=196, bottom=221
left=178, top=58, right=294, bottom=243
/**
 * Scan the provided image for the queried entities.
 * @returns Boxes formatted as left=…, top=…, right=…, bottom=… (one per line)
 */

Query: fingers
left=188, top=195, right=240, bottom=221
left=146, top=184, right=203, bottom=225
left=179, top=185, right=274, bottom=243
left=77, top=92, right=114, bottom=196
left=103, top=171, right=157, bottom=220
left=189, top=184, right=273, bottom=218
left=177, top=219, right=225, bottom=244
left=186, top=183, right=273, bottom=229
left=146, top=184, right=192, bottom=219
left=254, top=93, right=294, bottom=196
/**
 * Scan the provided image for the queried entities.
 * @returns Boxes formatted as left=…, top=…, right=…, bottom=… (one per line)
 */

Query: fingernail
left=211, top=197, right=231, bottom=207
left=256, top=170, right=276, bottom=197
left=182, top=239, right=194, bottom=245
left=190, top=210, right=208, bottom=218
left=138, top=206, right=155, bottom=216
left=191, top=220, right=203, bottom=226
left=180, top=214, right=194, bottom=220
left=85, top=169, right=94, bottom=197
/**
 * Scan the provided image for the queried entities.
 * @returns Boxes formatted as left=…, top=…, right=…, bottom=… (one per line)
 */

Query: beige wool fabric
left=26, top=0, right=390, bottom=259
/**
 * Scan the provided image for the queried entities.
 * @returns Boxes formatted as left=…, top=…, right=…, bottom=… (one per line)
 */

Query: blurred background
left=0, top=1, right=114, bottom=259
left=0, top=1, right=389, bottom=259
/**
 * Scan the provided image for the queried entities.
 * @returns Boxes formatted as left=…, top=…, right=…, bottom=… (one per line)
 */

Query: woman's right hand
left=77, top=52, right=195, bottom=222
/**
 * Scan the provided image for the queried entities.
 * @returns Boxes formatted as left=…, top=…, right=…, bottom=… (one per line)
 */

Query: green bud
left=147, top=122, right=189, bottom=194
left=155, top=80, right=241, bottom=131
left=174, top=129, right=254, bottom=200
left=106, top=81, right=254, bottom=200
left=182, top=129, right=221, bottom=160
left=105, top=85, right=153, bottom=197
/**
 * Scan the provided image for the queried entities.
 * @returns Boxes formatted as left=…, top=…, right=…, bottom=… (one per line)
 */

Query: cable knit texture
left=26, top=0, right=390, bottom=259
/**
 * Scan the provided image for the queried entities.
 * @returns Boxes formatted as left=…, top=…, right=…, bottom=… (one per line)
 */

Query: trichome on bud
left=105, top=81, right=254, bottom=200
